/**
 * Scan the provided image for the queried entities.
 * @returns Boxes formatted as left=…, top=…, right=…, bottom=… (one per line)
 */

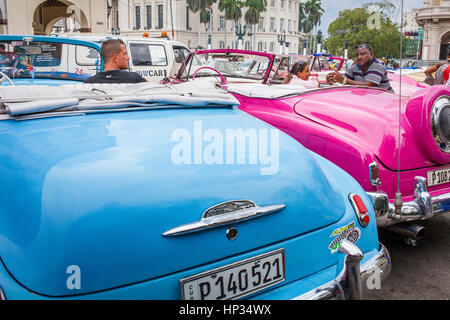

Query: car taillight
left=349, top=193, right=370, bottom=227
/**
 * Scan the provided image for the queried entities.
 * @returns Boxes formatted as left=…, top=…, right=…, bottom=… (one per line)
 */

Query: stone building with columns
left=0, top=0, right=108, bottom=35
left=416, top=0, right=450, bottom=60
left=0, top=0, right=303, bottom=53
left=110, top=0, right=301, bottom=53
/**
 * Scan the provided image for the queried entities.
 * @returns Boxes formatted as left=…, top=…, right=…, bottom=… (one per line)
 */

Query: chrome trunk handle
left=163, top=200, right=286, bottom=237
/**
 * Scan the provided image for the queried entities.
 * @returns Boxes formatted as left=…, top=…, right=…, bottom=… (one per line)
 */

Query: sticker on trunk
left=328, top=221, right=361, bottom=254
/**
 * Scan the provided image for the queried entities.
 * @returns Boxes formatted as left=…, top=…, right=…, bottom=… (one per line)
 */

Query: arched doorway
left=32, top=0, right=89, bottom=35
left=439, top=31, right=450, bottom=60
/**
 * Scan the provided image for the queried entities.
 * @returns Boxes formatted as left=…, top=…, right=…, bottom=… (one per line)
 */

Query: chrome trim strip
left=369, top=162, right=381, bottom=187
left=293, top=242, right=391, bottom=300
left=367, top=176, right=450, bottom=227
left=431, top=96, right=450, bottom=153
left=0, top=286, right=6, bottom=300
left=336, top=239, right=364, bottom=300
left=163, top=201, right=286, bottom=236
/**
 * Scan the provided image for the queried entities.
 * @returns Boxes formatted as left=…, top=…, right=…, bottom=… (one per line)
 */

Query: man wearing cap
left=85, top=39, right=147, bottom=84
left=326, top=44, right=393, bottom=92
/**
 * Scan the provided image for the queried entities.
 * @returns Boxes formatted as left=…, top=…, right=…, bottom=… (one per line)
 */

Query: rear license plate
left=180, top=248, right=285, bottom=300
left=427, top=167, right=450, bottom=187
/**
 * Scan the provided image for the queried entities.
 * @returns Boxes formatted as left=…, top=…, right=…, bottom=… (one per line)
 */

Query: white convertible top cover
left=0, top=81, right=239, bottom=118
left=226, top=83, right=310, bottom=98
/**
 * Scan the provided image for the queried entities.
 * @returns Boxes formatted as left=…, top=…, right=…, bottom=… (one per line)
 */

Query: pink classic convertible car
left=174, top=49, right=449, bottom=239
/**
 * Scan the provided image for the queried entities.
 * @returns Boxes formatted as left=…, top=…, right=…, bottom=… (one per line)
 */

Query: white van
left=57, top=34, right=190, bottom=83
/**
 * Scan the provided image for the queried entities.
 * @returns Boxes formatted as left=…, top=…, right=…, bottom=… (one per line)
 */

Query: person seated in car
left=85, top=39, right=147, bottom=83
left=11, top=52, right=32, bottom=77
left=326, top=44, right=393, bottom=92
left=282, top=61, right=319, bottom=89
left=0, top=44, right=11, bottom=69
left=424, top=47, right=450, bottom=85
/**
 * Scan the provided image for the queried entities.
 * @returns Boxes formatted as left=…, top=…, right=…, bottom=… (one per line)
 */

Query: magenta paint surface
left=236, top=85, right=450, bottom=200
left=173, top=48, right=449, bottom=201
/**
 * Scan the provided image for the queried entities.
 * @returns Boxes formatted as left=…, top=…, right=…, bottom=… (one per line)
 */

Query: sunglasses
left=354, top=44, right=372, bottom=51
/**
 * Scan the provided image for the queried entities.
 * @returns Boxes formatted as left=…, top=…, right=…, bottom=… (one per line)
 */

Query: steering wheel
left=192, top=66, right=227, bottom=85
left=0, top=71, right=14, bottom=86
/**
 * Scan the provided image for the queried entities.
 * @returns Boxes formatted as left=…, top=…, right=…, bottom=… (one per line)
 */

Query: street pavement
left=365, top=213, right=450, bottom=300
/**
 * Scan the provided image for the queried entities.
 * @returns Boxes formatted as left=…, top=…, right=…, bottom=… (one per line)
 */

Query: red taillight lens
left=349, top=194, right=370, bottom=227
left=353, top=194, right=368, bottom=213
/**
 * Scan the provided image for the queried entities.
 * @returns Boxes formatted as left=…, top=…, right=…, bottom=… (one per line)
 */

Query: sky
left=318, top=0, right=425, bottom=36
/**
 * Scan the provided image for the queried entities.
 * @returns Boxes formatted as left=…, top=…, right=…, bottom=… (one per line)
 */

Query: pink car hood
left=293, top=87, right=434, bottom=171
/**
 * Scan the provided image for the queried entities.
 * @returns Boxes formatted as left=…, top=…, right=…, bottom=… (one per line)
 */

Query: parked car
left=0, top=81, right=390, bottom=299
left=173, top=49, right=427, bottom=95
left=292, top=54, right=345, bottom=81
left=59, top=33, right=190, bottom=82
left=0, top=35, right=102, bottom=86
left=174, top=49, right=449, bottom=239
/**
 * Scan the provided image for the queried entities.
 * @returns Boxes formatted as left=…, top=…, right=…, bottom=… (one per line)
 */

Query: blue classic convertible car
left=0, top=81, right=390, bottom=299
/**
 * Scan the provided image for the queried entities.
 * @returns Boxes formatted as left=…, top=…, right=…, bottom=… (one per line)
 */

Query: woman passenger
left=282, top=61, right=318, bottom=89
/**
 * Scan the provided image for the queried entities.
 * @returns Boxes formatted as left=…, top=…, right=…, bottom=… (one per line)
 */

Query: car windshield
left=309, top=55, right=343, bottom=72
left=180, top=52, right=271, bottom=81
left=287, top=54, right=343, bottom=72
left=0, top=40, right=101, bottom=81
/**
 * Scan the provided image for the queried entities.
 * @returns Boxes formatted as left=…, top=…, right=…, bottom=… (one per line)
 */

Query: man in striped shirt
left=326, top=44, right=393, bottom=92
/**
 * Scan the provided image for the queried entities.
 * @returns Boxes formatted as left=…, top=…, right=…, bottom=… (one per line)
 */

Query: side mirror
left=174, top=51, right=184, bottom=64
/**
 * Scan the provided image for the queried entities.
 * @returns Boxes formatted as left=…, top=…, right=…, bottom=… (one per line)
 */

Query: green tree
left=244, top=0, right=266, bottom=25
left=327, top=5, right=405, bottom=59
left=187, top=0, right=201, bottom=13
left=219, top=0, right=244, bottom=48
left=298, top=2, right=309, bottom=32
left=305, top=0, right=324, bottom=29
left=244, top=0, right=266, bottom=49
left=187, top=0, right=201, bottom=47
left=187, top=0, right=218, bottom=48
left=298, top=0, right=324, bottom=53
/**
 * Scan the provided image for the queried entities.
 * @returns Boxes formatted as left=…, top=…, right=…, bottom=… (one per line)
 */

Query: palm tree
left=298, top=1, right=314, bottom=53
left=187, top=0, right=217, bottom=48
left=298, top=1, right=307, bottom=33
left=305, top=0, right=324, bottom=28
left=219, top=0, right=244, bottom=48
left=199, top=0, right=217, bottom=26
left=187, top=0, right=202, bottom=47
left=244, top=0, right=266, bottom=50
left=304, top=0, right=324, bottom=53
left=187, top=0, right=201, bottom=13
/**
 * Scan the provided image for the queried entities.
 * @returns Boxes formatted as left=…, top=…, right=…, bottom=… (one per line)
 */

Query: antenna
left=394, top=0, right=404, bottom=216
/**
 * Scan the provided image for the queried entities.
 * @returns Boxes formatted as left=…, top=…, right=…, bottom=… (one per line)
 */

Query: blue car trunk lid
left=0, top=107, right=345, bottom=296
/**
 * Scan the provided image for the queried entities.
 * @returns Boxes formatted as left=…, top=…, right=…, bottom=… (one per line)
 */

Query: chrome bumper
left=368, top=177, right=450, bottom=228
left=293, top=240, right=391, bottom=300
